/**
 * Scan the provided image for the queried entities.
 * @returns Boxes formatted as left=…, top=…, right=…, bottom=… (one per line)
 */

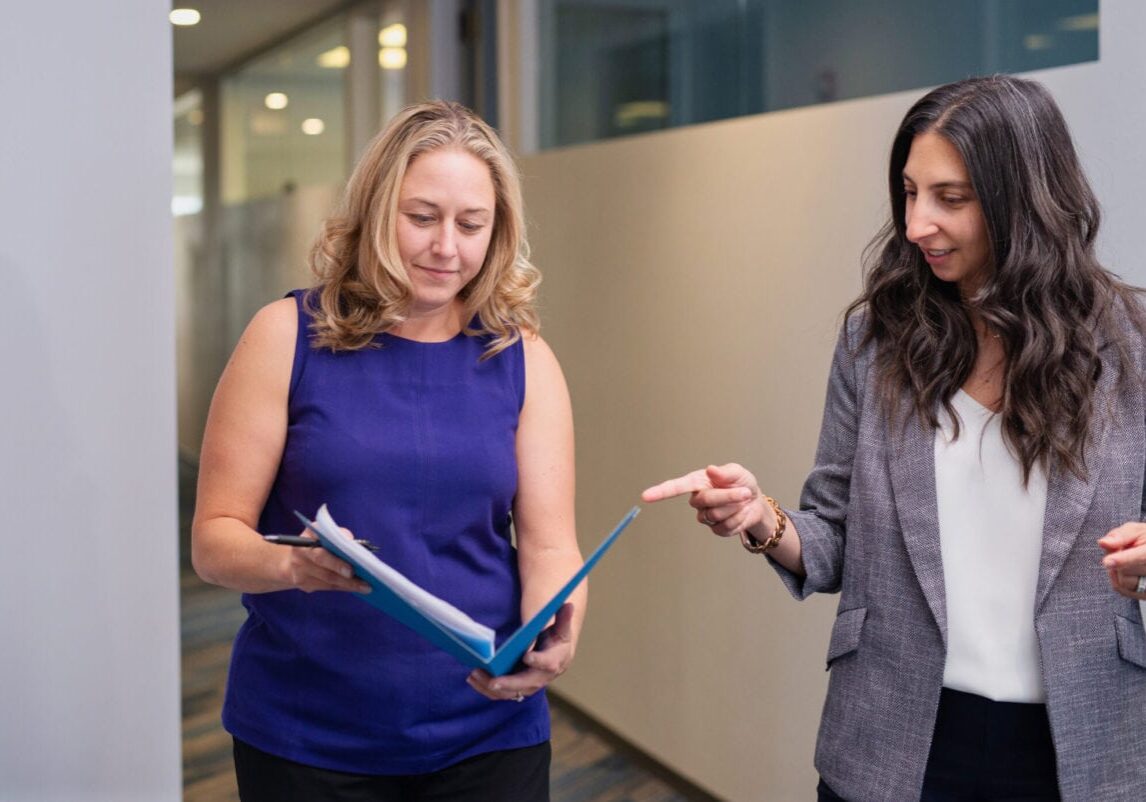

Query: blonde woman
left=192, top=101, right=581, bottom=801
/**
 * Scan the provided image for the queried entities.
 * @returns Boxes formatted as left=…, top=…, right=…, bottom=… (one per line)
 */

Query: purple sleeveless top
left=222, top=290, right=549, bottom=774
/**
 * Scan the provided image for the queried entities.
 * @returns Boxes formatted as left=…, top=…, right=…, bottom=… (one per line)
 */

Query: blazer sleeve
left=769, top=315, right=864, bottom=599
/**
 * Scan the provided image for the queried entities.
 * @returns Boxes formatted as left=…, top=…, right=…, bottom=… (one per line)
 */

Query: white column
left=0, top=1, right=181, bottom=799
left=498, top=0, right=540, bottom=154
left=346, top=1, right=384, bottom=169
left=405, top=0, right=465, bottom=103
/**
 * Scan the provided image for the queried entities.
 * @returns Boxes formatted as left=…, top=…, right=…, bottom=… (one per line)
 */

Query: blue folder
left=295, top=505, right=640, bottom=677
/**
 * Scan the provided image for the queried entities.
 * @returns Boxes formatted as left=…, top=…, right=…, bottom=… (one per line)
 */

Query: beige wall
left=524, top=4, right=1146, bottom=798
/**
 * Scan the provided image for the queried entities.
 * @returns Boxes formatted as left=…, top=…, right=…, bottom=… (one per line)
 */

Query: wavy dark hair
left=848, top=75, right=1142, bottom=483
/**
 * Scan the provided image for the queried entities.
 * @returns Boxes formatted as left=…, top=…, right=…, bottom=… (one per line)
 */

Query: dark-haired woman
left=644, top=75, right=1146, bottom=801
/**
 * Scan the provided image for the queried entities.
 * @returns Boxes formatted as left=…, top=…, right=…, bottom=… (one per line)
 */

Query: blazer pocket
left=825, top=607, right=867, bottom=670
left=1115, top=613, right=1146, bottom=670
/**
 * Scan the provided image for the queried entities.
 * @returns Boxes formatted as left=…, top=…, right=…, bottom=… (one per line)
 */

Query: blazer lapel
left=1034, top=352, right=1115, bottom=613
left=886, top=342, right=1117, bottom=635
left=888, top=410, right=947, bottom=643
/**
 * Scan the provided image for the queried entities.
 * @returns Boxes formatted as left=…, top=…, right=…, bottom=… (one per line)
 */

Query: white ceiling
left=172, top=0, right=351, bottom=94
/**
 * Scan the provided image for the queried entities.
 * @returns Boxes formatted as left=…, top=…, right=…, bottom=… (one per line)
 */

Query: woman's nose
left=431, top=225, right=457, bottom=257
left=905, top=201, right=938, bottom=243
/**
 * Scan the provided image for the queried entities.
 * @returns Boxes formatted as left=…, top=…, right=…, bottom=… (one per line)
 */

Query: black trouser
left=233, top=737, right=551, bottom=802
left=817, top=688, right=1060, bottom=801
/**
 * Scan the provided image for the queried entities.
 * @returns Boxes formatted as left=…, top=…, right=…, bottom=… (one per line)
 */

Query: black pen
left=263, top=534, right=379, bottom=553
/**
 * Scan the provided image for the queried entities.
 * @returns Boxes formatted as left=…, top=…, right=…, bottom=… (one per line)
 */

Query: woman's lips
left=923, top=248, right=953, bottom=265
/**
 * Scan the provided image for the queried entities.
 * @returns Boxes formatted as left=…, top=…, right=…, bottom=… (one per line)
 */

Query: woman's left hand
left=1098, top=522, right=1146, bottom=599
left=466, top=603, right=576, bottom=703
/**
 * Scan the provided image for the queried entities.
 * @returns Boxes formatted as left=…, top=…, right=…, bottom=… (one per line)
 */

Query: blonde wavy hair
left=306, top=100, right=540, bottom=355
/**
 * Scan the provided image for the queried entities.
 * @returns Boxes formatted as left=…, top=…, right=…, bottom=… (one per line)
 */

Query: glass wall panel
left=173, top=90, right=203, bottom=216
left=538, top=0, right=1098, bottom=150
left=221, top=16, right=348, bottom=204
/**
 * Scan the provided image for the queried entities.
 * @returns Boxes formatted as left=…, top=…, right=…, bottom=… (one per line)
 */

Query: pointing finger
left=641, top=468, right=711, bottom=502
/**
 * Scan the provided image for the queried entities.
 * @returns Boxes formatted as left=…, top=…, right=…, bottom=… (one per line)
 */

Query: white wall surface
left=0, top=3, right=181, bottom=801
left=526, top=3, right=1146, bottom=799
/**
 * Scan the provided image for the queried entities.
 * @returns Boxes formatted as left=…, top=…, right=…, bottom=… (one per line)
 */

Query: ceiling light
left=317, top=46, right=350, bottom=69
left=264, top=92, right=289, bottom=110
left=169, top=8, right=201, bottom=26
left=379, top=23, right=407, bottom=48
left=379, top=47, right=407, bottom=70
left=301, top=118, right=326, bottom=136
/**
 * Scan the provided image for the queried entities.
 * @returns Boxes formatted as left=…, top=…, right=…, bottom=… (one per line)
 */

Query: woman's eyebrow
left=401, top=197, right=491, bottom=215
left=902, top=171, right=972, bottom=191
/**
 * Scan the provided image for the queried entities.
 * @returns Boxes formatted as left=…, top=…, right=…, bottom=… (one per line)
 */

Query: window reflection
left=539, top=0, right=1098, bottom=150
left=221, top=16, right=348, bottom=204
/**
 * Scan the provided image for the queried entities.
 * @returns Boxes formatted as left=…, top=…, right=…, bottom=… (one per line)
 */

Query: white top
left=934, top=390, right=1048, bottom=703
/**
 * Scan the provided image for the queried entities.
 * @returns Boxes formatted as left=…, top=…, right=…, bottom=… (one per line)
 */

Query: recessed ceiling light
left=379, top=23, right=407, bottom=48
left=379, top=48, right=407, bottom=70
left=264, top=92, right=289, bottom=110
left=301, top=118, right=326, bottom=136
left=317, top=46, right=350, bottom=69
left=170, top=8, right=201, bottom=26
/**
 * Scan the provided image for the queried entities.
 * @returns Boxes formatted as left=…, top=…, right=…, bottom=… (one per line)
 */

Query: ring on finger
left=701, top=514, right=716, bottom=526
left=1136, top=576, right=1146, bottom=595
left=513, top=692, right=525, bottom=703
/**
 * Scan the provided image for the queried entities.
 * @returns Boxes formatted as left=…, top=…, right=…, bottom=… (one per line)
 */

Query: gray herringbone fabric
left=772, top=309, right=1146, bottom=802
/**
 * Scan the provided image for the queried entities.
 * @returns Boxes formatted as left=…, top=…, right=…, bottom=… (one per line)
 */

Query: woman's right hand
left=280, top=528, right=372, bottom=594
left=642, top=463, right=804, bottom=575
left=641, top=463, right=772, bottom=538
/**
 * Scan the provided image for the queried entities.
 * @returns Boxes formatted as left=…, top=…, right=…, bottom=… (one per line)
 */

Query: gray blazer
left=773, top=310, right=1146, bottom=801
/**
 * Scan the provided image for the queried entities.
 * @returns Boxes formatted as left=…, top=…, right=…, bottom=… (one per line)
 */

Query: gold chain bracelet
left=739, top=495, right=787, bottom=554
